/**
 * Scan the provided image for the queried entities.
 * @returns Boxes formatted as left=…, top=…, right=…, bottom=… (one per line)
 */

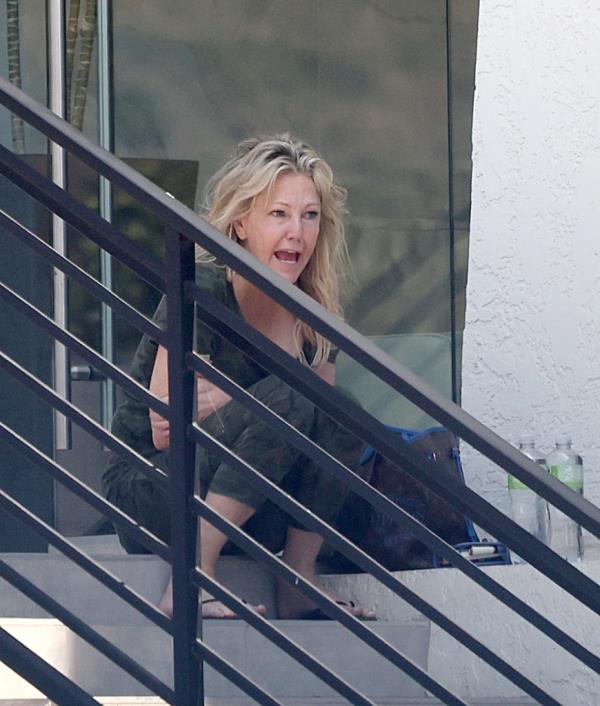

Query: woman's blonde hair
left=202, top=134, right=350, bottom=367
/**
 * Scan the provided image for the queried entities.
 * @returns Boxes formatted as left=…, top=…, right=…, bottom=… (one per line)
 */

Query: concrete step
left=0, top=617, right=430, bottom=701
left=4, top=539, right=595, bottom=702
left=0, top=547, right=277, bottom=622
left=0, top=540, right=430, bottom=701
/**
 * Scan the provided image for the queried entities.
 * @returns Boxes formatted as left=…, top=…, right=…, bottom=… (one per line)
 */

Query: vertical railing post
left=165, top=227, right=201, bottom=705
left=98, top=0, right=116, bottom=431
left=47, top=0, right=71, bottom=450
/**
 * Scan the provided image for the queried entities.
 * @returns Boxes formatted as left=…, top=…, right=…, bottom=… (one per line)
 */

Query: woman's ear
left=233, top=220, right=246, bottom=241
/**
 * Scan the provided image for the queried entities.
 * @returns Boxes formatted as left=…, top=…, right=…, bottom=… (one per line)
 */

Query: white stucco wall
left=462, top=1, right=600, bottom=526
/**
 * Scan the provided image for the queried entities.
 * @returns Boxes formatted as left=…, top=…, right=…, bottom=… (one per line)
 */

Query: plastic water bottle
left=508, top=435, right=548, bottom=563
left=545, top=434, right=584, bottom=561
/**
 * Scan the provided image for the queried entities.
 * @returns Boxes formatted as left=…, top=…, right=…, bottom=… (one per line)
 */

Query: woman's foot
left=277, top=527, right=376, bottom=620
left=157, top=576, right=267, bottom=619
left=201, top=596, right=267, bottom=619
left=276, top=574, right=376, bottom=620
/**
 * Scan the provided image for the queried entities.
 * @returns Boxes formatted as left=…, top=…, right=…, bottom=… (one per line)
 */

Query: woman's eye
left=304, top=210, right=320, bottom=220
left=271, top=209, right=285, bottom=217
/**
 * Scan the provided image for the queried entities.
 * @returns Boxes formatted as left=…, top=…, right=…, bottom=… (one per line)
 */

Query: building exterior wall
left=462, top=1, right=600, bottom=526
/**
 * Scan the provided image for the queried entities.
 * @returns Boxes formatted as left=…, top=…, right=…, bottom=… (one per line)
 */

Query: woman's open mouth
left=274, top=250, right=300, bottom=263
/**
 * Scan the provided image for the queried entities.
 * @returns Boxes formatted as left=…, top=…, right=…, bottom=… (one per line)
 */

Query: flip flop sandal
left=297, top=600, right=377, bottom=621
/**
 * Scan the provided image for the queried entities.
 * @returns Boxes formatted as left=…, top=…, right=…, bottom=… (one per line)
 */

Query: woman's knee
left=247, top=374, right=316, bottom=434
left=107, top=479, right=171, bottom=554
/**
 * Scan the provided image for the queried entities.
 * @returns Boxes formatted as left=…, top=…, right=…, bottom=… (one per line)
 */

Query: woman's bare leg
left=158, top=491, right=266, bottom=618
left=276, top=526, right=375, bottom=619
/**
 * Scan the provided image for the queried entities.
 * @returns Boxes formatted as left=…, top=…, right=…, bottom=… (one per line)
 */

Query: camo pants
left=109, top=374, right=364, bottom=554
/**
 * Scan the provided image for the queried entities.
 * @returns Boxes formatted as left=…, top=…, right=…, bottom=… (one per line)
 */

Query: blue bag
left=334, top=426, right=508, bottom=571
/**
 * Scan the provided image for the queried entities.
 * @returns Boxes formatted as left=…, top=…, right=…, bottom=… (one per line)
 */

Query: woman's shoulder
left=195, top=259, right=231, bottom=302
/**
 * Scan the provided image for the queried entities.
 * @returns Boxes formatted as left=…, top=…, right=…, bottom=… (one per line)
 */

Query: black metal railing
left=1, top=75, right=600, bottom=706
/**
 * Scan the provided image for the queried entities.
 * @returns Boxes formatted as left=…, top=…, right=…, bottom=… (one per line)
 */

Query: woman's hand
left=149, top=345, right=170, bottom=450
left=149, top=375, right=232, bottom=449
left=196, top=376, right=232, bottom=424
left=150, top=395, right=170, bottom=450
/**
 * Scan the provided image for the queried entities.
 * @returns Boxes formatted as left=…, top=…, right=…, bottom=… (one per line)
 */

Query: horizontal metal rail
left=192, top=641, right=281, bottom=706
left=0, top=421, right=170, bottom=560
left=0, top=280, right=170, bottom=420
left=0, top=142, right=165, bottom=293
left=0, top=349, right=168, bottom=488
left=188, top=435, right=560, bottom=705
left=0, top=489, right=171, bottom=634
left=2, top=75, right=597, bottom=540
left=191, top=287, right=600, bottom=617
left=191, top=568, right=379, bottom=706
left=0, top=207, right=166, bottom=345
left=0, top=560, right=174, bottom=702
left=188, top=352, right=600, bottom=674
left=0, top=626, right=102, bottom=706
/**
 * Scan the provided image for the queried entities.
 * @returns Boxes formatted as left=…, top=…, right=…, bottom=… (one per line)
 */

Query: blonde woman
left=104, top=135, right=374, bottom=620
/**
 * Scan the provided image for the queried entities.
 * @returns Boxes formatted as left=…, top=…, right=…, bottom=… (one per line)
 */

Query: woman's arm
left=149, top=346, right=233, bottom=450
left=196, top=374, right=232, bottom=423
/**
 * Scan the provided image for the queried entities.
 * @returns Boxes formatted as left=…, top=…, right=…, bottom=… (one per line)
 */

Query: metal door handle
left=70, top=365, right=106, bottom=382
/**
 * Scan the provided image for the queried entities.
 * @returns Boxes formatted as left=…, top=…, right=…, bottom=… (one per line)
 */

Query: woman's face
left=235, top=172, right=321, bottom=284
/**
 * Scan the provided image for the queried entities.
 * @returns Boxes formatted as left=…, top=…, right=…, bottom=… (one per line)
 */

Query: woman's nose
left=286, top=216, right=303, bottom=239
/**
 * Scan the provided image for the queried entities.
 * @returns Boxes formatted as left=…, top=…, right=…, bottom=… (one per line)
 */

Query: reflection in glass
left=110, top=1, right=477, bottom=341
left=108, top=0, right=479, bottom=415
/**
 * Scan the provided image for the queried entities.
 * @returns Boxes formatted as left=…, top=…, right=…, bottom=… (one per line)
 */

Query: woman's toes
left=202, top=598, right=236, bottom=618
left=361, top=606, right=377, bottom=620
left=337, top=600, right=376, bottom=620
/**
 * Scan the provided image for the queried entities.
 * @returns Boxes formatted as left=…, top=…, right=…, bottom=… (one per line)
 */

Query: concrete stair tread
left=0, top=551, right=281, bottom=621
left=1, top=617, right=430, bottom=701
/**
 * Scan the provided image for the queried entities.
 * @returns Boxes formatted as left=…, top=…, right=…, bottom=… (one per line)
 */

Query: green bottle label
left=550, top=464, right=583, bottom=491
left=508, top=475, right=530, bottom=490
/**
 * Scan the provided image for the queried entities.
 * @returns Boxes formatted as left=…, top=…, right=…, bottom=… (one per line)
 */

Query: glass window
left=111, top=1, right=453, bottom=334
left=109, top=1, right=479, bottom=427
